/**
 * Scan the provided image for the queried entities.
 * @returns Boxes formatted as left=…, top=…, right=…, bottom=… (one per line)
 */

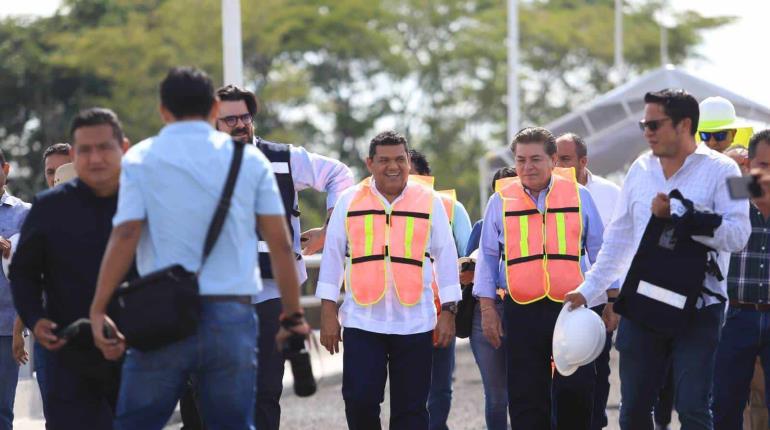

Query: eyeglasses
left=638, top=117, right=672, bottom=132
left=699, top=131, right=730, bottom=142
left=217, top=113, right=253, bottom=128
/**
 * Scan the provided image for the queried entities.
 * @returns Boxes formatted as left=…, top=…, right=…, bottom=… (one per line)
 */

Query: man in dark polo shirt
left=10, top=108, right=129, bottom=429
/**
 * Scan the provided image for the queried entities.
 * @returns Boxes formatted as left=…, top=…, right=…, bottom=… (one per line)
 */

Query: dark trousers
left=428, top=338, right=455, bottom=430
left=616, top=303, right=724, bottom=430
left=713, top=307, right=770, bottom=429
left=342, top=328, right=433, bottom=430
left=256, top=298, right=286, bottom=430
left=180, top=379, right=205, bottom=430
left=503, top=298, right=596, bottom=430
left=654, top=362, right=674, bottom=426
left=45, top=349, right=121, bottom=430
left=590, top=305, right=613, bottom=430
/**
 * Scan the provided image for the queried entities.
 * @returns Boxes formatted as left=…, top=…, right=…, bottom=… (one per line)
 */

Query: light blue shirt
left=451, top=200, right=472, bottom=257
left=0, top=193, right=30, bottom=335
left=473, top=177, right=609, bottom=305
left=114, top=121, right=285, bottom=296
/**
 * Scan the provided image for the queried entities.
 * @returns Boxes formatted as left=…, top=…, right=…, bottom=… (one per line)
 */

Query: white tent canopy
left=479, top=65, right=770, bottom=205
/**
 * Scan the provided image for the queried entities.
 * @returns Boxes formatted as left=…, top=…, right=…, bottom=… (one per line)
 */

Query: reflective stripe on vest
left=501, top=168, right=583, bottom=303
left=345, top=177, right=434, bottom=306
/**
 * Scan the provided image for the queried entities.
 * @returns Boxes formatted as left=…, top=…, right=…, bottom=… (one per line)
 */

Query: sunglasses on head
left=217, top=113, right=253, bottom=128
left=699, top=131, right=729, bottom=142
left=638, top=117, right=671, bottom=132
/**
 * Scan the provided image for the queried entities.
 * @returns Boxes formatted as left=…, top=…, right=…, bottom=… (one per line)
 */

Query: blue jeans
left=713, top=306, right=770, bottom=429
left=0, top=337, right=18, bottom=430
left=469, top=300, right=508, bottom=430
left=115, top=301, right=258, bottom=430
left=616, top=303, right=724, bottom=430
left=428, top=337, right=455, bottom=430
left=342, top=328, right=433, bottom=430
left=33, top=340, right=50, bottom=420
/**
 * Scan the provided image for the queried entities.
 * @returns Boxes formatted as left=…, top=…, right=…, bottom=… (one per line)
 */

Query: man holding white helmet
left=698, top=96, right=754, bottom=153
left=474, top=127, right=607, bottom=429
left=565, top=89, right=751, bottom=429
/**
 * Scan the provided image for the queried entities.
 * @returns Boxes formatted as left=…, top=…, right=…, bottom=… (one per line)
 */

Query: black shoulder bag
left=115, top=141, right=245, bottom=351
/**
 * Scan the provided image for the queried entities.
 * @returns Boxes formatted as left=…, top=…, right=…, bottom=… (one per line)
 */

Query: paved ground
left=14, top=338, right=680, bottom=429
left=275, top=339, right=680, bottom=430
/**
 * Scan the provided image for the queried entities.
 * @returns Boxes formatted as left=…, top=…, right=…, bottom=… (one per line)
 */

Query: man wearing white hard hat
left=474, top=127, right=607, bottom=429
left=698, top=96, right=754, bottom=153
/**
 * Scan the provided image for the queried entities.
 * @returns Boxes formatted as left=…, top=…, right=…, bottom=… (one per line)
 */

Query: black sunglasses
left=217, top=113, right=253, bottom=128
left=638, top=117, right=672, bottom=132
left=699, top=131, right=729, bottom=142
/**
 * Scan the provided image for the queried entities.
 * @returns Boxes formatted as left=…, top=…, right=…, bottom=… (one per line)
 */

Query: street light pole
left=221, top=0, right=244, bottom=86
left=507, top=0, right=519, bottom=146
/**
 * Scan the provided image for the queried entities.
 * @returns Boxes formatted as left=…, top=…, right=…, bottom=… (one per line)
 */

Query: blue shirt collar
left=158, top=120, right=214, bottom=136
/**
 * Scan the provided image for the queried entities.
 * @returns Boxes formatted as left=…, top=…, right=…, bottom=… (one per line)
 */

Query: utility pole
left=221, top=0, right=244, bottom=86
left=507, top=0, right=519, bottom=146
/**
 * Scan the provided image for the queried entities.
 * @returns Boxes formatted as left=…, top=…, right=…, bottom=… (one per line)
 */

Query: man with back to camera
left=0, top=149, right=30, bottom=430
left=215, top=84, right=353, bottom=430
left=408, top=149, right=472, bottom=430
left=555, top=132, right=621, bottom=430
left=10, top=109, right=128, bottom=429
left=565, top=89, right=751, bottom=430
left=316, top=131, right=461, bottom=429
left=89, top=67, right=308, bottom=430
left=475, top=127, right=606, bottom=429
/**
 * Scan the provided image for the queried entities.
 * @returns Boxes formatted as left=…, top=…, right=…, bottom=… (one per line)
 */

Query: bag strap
left=198, top=140, right=245, bottom=273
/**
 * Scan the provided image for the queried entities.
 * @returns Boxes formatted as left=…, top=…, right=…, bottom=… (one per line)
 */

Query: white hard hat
left=1, top=233, right=19, bottom=279
left=697, top=96, right=753, bottom=146
left=552, top=304, right=606, bottom=377
left=53, top=163, right=77, bottom=186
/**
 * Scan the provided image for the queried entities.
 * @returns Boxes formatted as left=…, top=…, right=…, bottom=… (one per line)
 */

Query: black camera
left=283, top=334, right=316, bottom=397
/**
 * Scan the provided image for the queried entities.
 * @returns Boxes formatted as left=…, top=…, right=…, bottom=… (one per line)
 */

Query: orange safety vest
left=431, top=188, right=458, bottom=314
left=499, top=167, right=583, bottom=304
left=345, top=177, right=435, bottom=306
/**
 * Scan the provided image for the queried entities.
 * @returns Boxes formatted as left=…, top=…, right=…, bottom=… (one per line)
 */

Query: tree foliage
left=0, top=0, right=731, bottom=222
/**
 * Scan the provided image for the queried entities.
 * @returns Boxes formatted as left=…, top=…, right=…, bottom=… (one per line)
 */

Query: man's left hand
left=434, top=311, right=455, bottom=348
left=651, top=193, right=671, bottom=219
left=300, top=227, right=326, bottom=255
left=12, top=331, right=27, bottom=365
left=563, top=290, right=587, bottom=311
left=0, top=237, right=10, bottom=259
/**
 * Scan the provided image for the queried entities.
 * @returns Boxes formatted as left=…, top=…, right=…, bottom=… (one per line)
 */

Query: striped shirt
left=727, top=204, right=770, bottom=303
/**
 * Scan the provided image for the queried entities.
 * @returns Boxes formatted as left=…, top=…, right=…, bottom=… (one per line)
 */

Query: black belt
left=730, top=302, right=770, bottom=312
left=201, top=295, right=251, bottom=305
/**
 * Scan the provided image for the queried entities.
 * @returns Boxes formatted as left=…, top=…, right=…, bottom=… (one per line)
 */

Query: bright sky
left=1, top=0, right=768, bottom=106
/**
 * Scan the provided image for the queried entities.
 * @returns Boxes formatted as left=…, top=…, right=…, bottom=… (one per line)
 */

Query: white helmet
left=552, top=304, right=606, bottom=377
left=1, top=233, right=19, bottom=279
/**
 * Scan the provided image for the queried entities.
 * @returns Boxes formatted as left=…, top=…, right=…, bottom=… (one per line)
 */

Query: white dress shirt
left=585, top=171, right=621, bottom=227
left=316, top=179, right=462, bottom=335
left=255, top=143, right=355, bottom=303
left=577, top=144, right=751, bottom=306
left=585, top=170, right=623, bottom=295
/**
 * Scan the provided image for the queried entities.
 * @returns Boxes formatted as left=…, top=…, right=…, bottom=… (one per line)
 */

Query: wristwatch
left=441, top=301, right=458, bottom=315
